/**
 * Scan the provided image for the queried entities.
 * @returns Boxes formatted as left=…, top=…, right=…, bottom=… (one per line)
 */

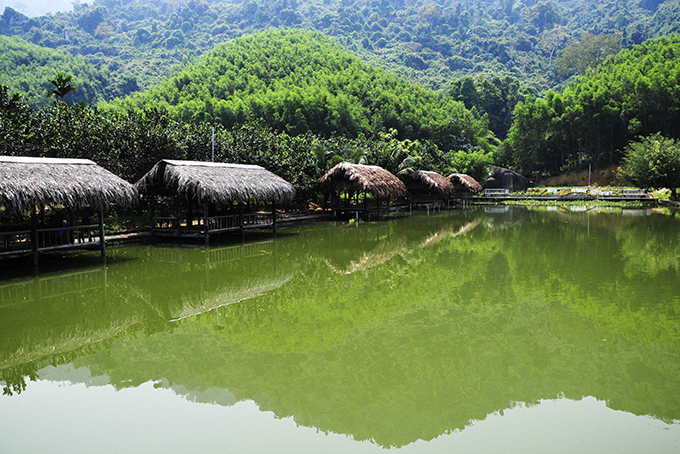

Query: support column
left=272, top=200, right=277, bottom=235
left=176, top=197, right=182, bottom=238
left=239, top=202, right=245, bottom=241
left=99, top=207, right=106, bottom=257
left=31, top=204, right=39, bottom=266
left=204, top=204, right=210, bottom=247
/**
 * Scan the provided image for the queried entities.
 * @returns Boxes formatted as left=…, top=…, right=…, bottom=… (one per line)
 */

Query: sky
left=0, top=0, right=75, bottom=17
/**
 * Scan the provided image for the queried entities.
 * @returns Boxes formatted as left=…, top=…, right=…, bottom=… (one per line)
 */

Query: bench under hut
left=0, top=156, right=136, bottom=265
left=319, top=162, right=407, bottom=220
left=403, top=170, right=455, bottom=210
left=448, top=173, right=483, bottom=194
left=135, top=160, right=295, bottom=244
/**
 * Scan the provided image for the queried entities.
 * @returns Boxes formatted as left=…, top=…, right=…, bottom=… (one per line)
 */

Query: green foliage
left=1, top=0, right=677, bottom=107
left=620, top=133, right=680, bottom=197
left=504, top=35, right=680, bottom=178
left=449, top=148, right=494, bottom=183
left=555, top=33, right=622, bottom=78
left=46, top=70, right=77, bottom=104
left=106, top=29, right=489, bottom=154
left=0, top=35, right=134, bottom=109
left=447, top=74, right=529, bottom=140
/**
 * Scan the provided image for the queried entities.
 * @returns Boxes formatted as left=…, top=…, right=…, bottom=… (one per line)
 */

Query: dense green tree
left=107, top=29, right=489, bottom=154
left=46, top=71, right=77, bottom=104
left=555, top=33, right=622, bottom=78
left=504, top=35, right=680, bottom=177
left=620, top=133, right=680, bottom=198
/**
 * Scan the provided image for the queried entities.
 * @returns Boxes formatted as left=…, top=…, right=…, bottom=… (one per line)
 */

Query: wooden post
left=272, top=200, right=277, bottom=235
left=149, top=196, right=156, bottom=233
left=239, top=202, right=245, bottom=240
left=99, top=207, right=106, bottom=257
left=176, top=197, right=182, bottom=238
left=204, top=204, right=209, bottom=247
left=31, top=204, right=39, bottom=266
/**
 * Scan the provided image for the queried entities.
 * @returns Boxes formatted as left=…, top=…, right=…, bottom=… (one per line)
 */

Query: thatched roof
left=319, top=162, right=407, bottom=199
left=448, top=173, right=483, bottom=193
left=0, top=156, right=136, bottom=215
left=404, top=170, right=455, bottom=196
left=135, top=160, right=295, bottom=205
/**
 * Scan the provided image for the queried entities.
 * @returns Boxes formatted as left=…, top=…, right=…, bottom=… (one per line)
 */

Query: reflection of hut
left=418, top=218, right=482, bottom=248
left=448, top=173, right=483, bottom=194
left=0, top=156, right=136, bottom=264
left=485, top=166, right=529, bottom=192
left=319, top=163, right=407, bottom=219
left=136, top=160, right=295, bottom=243
left=403, top=170, right=455, bottom=206
left=318, top=223, right=406, bottom=274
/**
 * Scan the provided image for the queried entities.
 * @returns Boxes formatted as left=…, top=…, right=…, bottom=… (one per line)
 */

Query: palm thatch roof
left=448, top=173, right=483, bottom=193
left=319, top=162, right=407, bottom=199
left=0, top=156, right=137, bottom=215
left=404, top=170, right=455, bottom=196
left=135, top=160, right=295, bottom=205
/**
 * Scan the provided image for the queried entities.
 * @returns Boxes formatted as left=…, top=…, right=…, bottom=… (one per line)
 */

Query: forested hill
left=0, top=35, right=134, bottom=109
left=1, top=0, right=679, bottom=106
left=107, top=28, right=489, bottom=153
left=500, top=34, right=680, bottom=178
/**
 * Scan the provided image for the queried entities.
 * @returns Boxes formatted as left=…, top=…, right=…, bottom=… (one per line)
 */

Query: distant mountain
left=106, top=28, right=489, bottom=153
left=1, top=0, right=678, bottom=105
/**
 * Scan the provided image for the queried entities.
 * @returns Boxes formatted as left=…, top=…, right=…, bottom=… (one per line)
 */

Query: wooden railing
left=0, top=224, right=101, bottom=255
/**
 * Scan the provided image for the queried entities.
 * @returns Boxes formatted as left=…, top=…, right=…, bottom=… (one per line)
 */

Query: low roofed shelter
left=0, top=156, right=137, bottom=264
left=319, top=162, right=407, bottom=219
left=485, top=165, right=530, bottom=192
left=448, top=173, right=483, bottom=194
left=136, top=160, right=295, bottom=243
left=403, top=170, right=455, bottom=207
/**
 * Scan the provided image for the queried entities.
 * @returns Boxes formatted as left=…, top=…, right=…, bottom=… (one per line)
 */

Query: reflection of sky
left=0, top=0, right=73, bottom=17
left=2, top=367, right=678, bottom=453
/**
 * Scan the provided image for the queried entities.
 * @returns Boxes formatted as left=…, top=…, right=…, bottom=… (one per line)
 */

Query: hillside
left=0, top=35, right=133, bottom=109
left=501, top=34, right=680, bottom=178
left=107, top=28, right=489, bottom=153
left=1, top=0, right=678, bottom=104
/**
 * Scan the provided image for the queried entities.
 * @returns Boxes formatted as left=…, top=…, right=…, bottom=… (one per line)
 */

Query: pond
left=1, top=206, right=680, bottom=453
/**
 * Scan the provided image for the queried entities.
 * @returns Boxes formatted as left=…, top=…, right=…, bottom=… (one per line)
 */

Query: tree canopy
left=501, top=34, right=680, bottom=178
left=106, top=28, right=490, bottom=154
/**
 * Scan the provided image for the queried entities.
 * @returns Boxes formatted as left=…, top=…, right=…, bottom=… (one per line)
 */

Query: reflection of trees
left=0, top=241, right=297, bottom=395
left=3, top=208, right=680, bottom=446
left=74, top=208, right=680, bottom=447
left=615, top=212, right=680, bottom=278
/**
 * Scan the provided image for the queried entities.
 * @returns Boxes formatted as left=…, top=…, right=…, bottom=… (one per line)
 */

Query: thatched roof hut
left=0, top=156, right=136, bottom=215
left=403, top=170, right=455, bottom=197
left=448, top=173, right=483, bottom=193
left=135, top=160, right=295, bottom=205
left=319, top=162, right=407, bottom=199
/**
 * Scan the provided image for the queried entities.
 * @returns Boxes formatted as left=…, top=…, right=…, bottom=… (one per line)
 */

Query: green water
left=1, top=206, right=680, bottom=453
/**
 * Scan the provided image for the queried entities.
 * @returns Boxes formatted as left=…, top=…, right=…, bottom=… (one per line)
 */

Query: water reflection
left=1, top=207, right=680, bottom=449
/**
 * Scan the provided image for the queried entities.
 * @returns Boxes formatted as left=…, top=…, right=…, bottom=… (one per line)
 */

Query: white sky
left=0, top=0, right=75, bottom=17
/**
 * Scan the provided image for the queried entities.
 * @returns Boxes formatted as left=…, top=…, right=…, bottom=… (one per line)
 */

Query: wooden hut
left=0, top=156, right=136, bottom=264
left=135, top=160, right=295, bottom=243
left=319, top=162, right=407, bottom=219
left=448, top=173, right=483, bottom=194
left=403, top=170, right=455, bottom=209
